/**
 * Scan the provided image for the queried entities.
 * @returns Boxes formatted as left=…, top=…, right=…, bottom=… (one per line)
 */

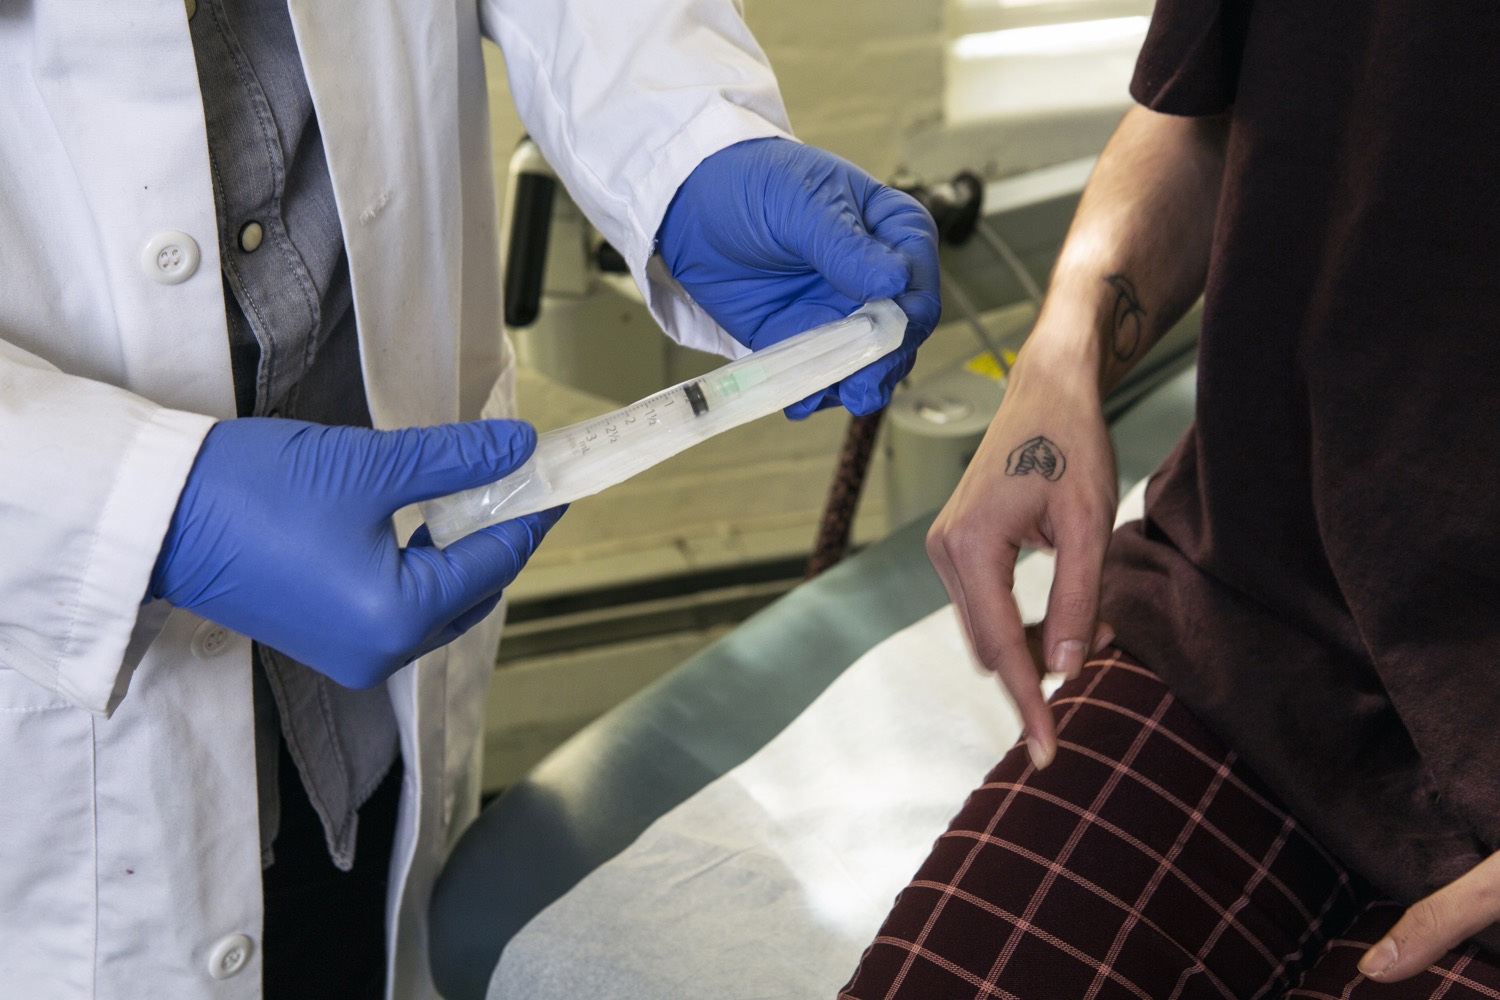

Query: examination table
left=430, top=363, right=1199, bottom=1000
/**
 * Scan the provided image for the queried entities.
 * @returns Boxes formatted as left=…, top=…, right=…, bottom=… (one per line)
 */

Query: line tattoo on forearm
left=1105, top=273, right=1147, bottom=361
left=1005, top=436, right=1067, bottom=482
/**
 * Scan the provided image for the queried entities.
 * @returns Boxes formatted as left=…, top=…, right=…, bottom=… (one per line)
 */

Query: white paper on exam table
left=488, top=482, right=1150, bottom=1000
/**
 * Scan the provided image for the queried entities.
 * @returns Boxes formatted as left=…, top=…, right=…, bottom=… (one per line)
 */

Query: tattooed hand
left=1005, top=436, right=1068, bottom=481
left=927, top=343, right=1118, bottom=770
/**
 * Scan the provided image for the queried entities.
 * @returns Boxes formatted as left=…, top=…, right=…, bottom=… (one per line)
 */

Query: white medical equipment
left=421, top=299, right=908, bottom=547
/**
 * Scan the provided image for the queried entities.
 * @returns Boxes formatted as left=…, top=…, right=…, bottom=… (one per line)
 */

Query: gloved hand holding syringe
left=420, top=298, right=908, bottom=548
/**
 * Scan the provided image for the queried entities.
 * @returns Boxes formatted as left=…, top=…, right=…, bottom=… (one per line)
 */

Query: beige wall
left=481, top=0, right=946, bottom=200
left=742, top=0, right=943, bottom=179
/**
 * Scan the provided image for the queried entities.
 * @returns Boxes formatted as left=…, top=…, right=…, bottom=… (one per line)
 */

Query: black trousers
left=262, top=735, right=402, bottom=1000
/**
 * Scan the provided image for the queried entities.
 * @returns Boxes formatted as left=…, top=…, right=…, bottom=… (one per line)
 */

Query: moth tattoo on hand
left=1005, top=436, right=1067, bottom=482
left=1105, top=273, right=1146, bottom=361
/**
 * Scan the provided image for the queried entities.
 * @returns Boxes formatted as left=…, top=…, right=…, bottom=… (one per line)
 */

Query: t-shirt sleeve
left=1130, top=0, right=1255, bottom=115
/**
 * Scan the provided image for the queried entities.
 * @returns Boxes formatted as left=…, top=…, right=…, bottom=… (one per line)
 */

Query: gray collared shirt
left=188, top=0, right=399, bottom=871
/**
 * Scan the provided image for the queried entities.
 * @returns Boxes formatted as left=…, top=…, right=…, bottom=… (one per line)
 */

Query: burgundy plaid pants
left=840, top=652, right=1500, bottom=999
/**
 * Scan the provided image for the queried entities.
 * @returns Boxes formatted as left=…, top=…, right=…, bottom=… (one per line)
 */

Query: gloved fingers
left=827, top=188, right=940, bottom=414
left=890, top=251, right=942, bottom=346
left=401, top=505, right=565, bottom=625
left=415, top=592, right=507, bottom=658
left=836, top=341, right=916, bottom=415
left=448, top=592, right=506, bottom=637
left=743, top=290, right=859, bottom=350
left=862, top=182, right=941, bottom=244
left=749, top=143, right=910, bottom=306
left=864, top=186, right=943, bottom=339
left=767, top=286, right=919, bottom=416
left=375, top=420, right=538, bottom=509
left=893, top=288, right=942, bottom=359
left=835, top=309, right=926, bottom=414
left=783, top=385, right=842, bottom=420
left=835, top=370, right=894, bottom=415
left=795, top=198, right=913, bottom=307
left=760, top=295, right=886, bottom=416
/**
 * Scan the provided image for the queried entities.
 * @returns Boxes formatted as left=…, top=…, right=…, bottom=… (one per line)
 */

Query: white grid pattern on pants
left=841, top=654, right=1500, bottom=1000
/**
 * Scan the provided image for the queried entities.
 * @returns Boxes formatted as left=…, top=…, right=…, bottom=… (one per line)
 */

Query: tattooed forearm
left=1104, top=273, right=1147, bottom=362
left=1005, top=436, right=1067, bottom=482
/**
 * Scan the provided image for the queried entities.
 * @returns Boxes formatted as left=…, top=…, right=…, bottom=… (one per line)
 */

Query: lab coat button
left=191, top=621, right=232, bottom=658
left=207, top=934, right=253, bottom=979
left=142, top=231, right=201, bottom=285
left=185, top=0, right=197, bottom=19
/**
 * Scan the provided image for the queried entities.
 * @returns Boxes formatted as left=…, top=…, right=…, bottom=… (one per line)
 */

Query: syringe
left=420, top=298, right=908, bottom=548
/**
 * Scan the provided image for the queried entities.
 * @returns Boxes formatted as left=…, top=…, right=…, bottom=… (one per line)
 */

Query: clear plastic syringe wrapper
left=420, top=298, right=908, bottom=548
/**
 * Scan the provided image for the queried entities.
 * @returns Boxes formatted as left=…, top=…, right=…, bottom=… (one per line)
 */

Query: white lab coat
left=0, top=2, right=789, bottom=997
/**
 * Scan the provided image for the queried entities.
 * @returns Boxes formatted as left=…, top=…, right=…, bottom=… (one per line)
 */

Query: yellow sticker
left=963, top=350, right=1017, bottom=382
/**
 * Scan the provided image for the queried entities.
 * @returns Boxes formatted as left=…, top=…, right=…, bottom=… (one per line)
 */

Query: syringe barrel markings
left=418, top=299, right=907, bottom=547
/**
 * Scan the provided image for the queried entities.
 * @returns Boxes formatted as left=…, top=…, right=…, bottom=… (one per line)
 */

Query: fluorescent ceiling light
left=953, top=15, right=1150, bottom=59
left=962, top=0, right=1075, bottom=7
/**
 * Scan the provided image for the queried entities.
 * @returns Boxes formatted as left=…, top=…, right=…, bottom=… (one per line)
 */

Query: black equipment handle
left=503, top=169, right=558, bottom=329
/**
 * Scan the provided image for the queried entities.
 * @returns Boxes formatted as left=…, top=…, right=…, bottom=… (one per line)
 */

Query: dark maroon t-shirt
left=1100, top=0, right=1500, bottom=941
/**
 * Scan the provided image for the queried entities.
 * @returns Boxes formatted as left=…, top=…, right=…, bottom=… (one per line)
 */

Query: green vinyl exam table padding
left=429, top=361, right=1199, bottom=1000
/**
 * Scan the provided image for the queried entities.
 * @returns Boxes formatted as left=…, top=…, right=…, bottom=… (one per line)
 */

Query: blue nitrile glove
left=657, top=137, right=941, bottom=418
left=148, top=417, right=563, bottom=689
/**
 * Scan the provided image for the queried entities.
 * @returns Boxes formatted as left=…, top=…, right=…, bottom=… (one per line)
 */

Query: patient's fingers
left=926, top=528, right=972, bottom=642
left=929, top=525, right=1057, bottom=768
left=1093, top=620, right=1116, bottom=653
left=1359, top=851, right=1500, bottom=982
left=1041, top=502, right=1113, bottom=681
left=926, top=520, right=1018, bottom=674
